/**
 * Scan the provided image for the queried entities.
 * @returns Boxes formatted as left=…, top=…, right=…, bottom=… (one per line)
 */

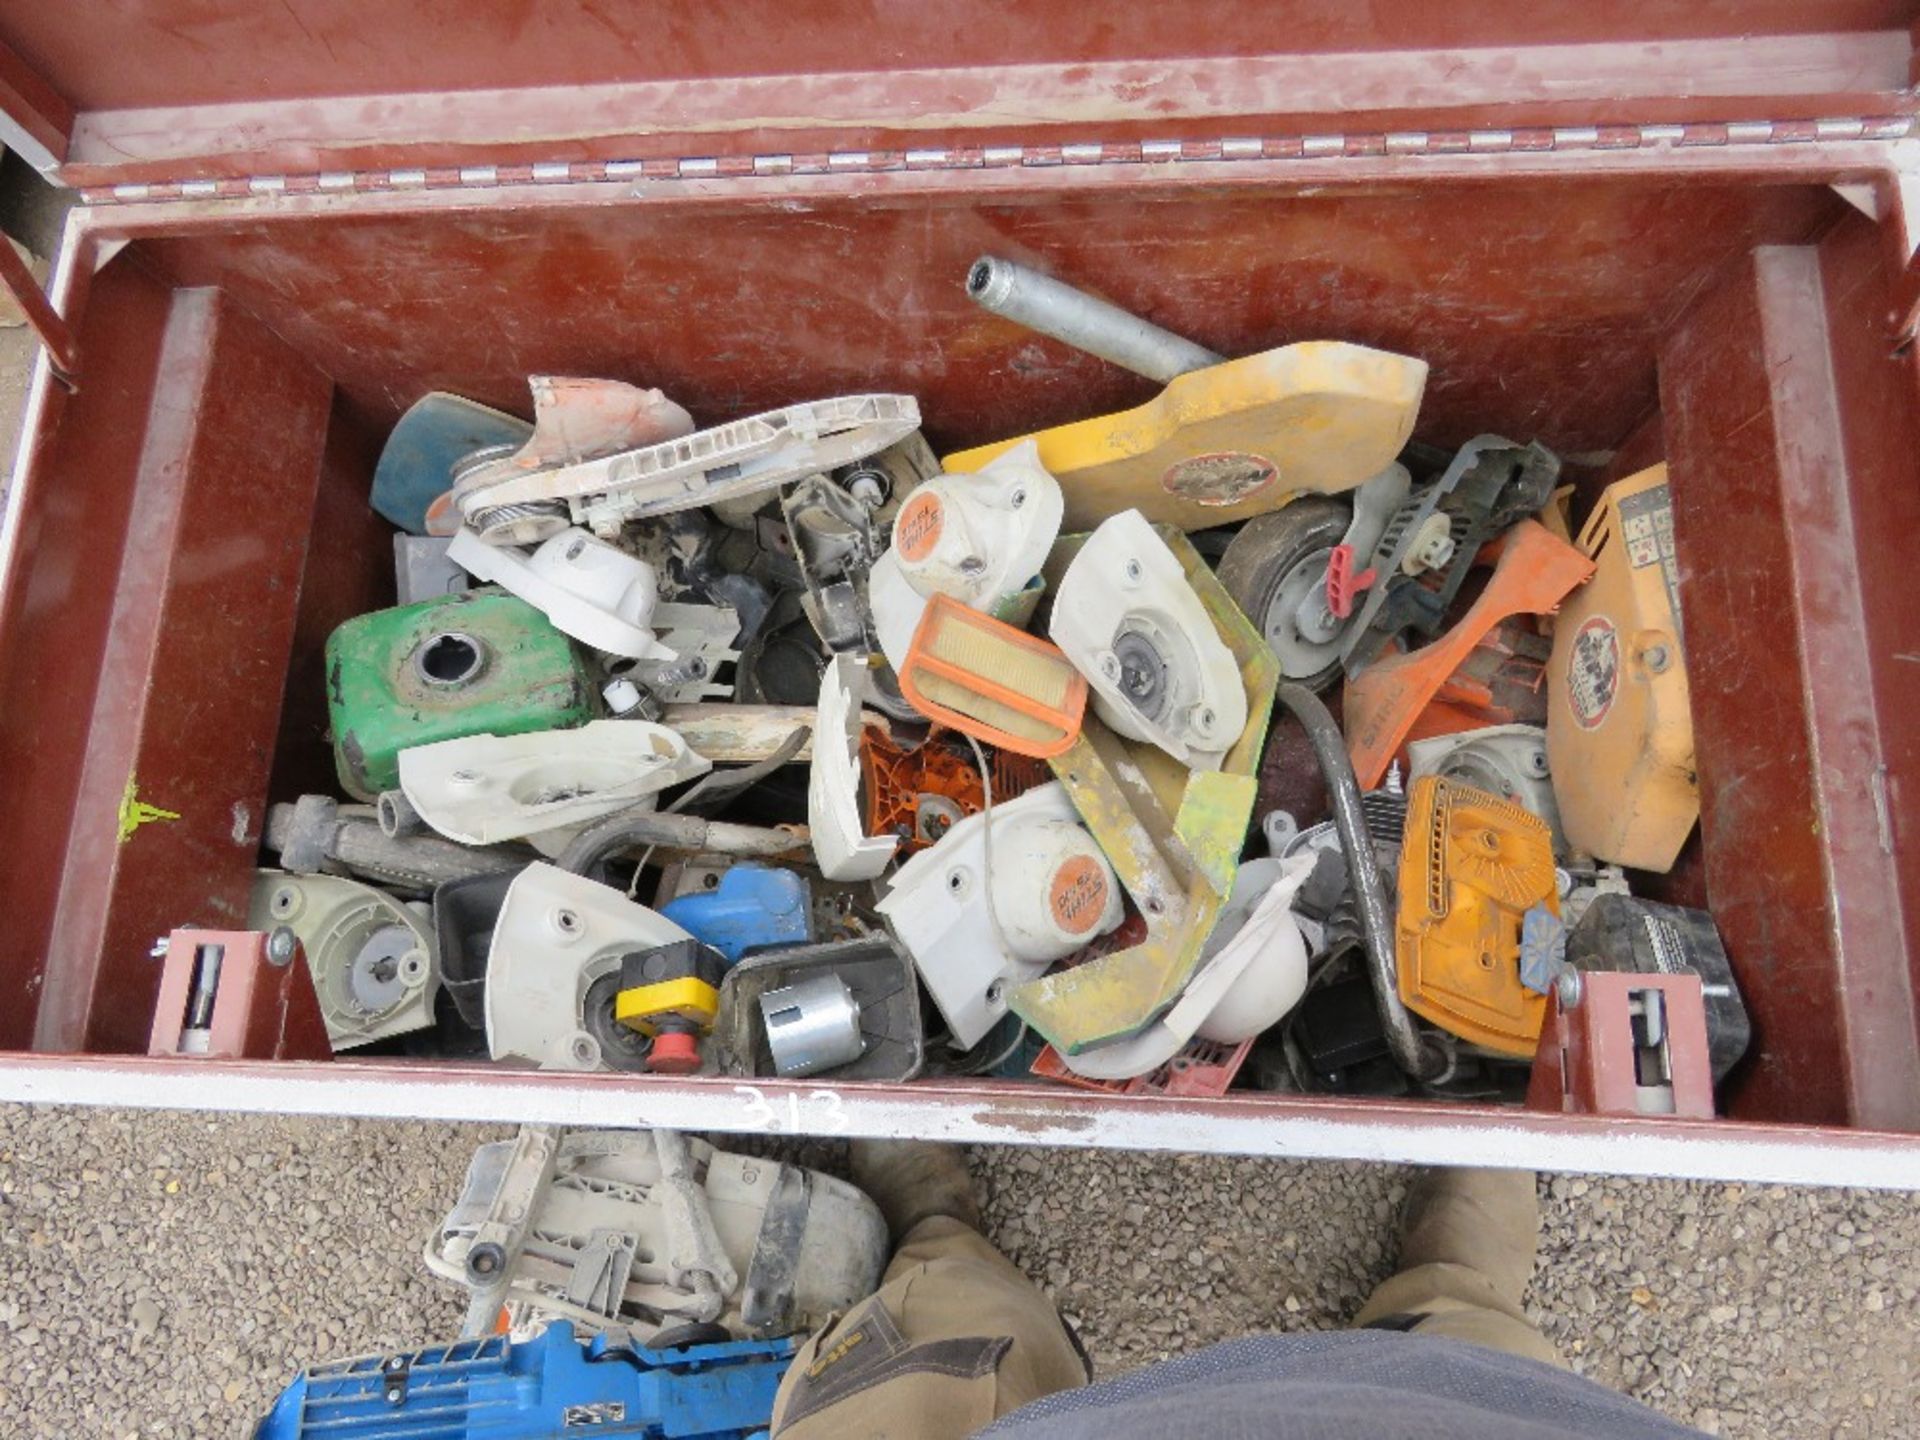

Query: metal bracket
left=0, top=232, right=76, bottom=382
left=1526, top=970, right=1715, bottom=1119
left=565, top=1229, right=640, bottom=1320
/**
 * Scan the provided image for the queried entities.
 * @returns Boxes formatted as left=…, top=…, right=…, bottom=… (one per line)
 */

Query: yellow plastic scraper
left=944, top=341, right=1427, bottom=532
left=1009, top=525, right=1280, bottom=1054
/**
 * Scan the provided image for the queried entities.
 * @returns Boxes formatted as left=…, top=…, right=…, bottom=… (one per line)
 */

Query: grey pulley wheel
left=1216, top=496, right=1358, bottom=691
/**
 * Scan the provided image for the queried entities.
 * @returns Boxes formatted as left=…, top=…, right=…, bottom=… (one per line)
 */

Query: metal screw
left=1643, top=644, right=1671, bottom=673
left=265, top=926, right=298, bottom=968
left=1555, top=970, right=1584, bottom=1010
left=1124, top=559, right=1143, bottom=583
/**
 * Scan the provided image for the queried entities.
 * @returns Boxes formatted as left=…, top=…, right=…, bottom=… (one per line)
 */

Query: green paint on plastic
left=324, top=588, right=597, bottom=800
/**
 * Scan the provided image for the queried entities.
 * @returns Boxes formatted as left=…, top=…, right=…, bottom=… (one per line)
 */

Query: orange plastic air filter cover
left=1396, top=774, right=1560, bottom=1058
left=898, top=594, right=1088, bottom=759
left=1344, top=520, right=1594, bottom=790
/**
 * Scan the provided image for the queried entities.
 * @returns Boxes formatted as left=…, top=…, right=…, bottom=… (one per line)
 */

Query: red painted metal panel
left=3, top=2, right=1908, bottom=111
left=1527, top=973, right=1717, bottom=1120
left=0, top=29, right=69, bottom=167
left=0, top=256, right=173, bottom=1052
left=45, top=31, right=1917, bottom=188
left=1817, top=213, right=1920, bottom=1067
left=1659, top=243, right=1920, bottom=1130
left=29, top=289, right=332, bottom=1054
left=135, top=180, right=1840, bottom=456
left=0, top=3, right=1908, bottom=185
left=264, top=407, right=393, bottom=804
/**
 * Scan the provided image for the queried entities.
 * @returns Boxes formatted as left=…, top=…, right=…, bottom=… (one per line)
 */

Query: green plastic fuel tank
left=325, top=589, right=597, bottom=801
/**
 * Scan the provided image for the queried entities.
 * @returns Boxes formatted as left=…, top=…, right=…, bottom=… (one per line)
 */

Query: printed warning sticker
left=1616, top=481, right=1682, bottom=625
left=1565, top=615, right=1621, bottom=731
left=895, top=491, right=944, bottom=562
left=1048, top=855, right=1110, bottom=934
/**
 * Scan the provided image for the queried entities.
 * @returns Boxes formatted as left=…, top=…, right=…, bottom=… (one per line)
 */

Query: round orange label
left=895, top=491, right=944, bottom=562
left=1048, top=855, right=1110, bottom=934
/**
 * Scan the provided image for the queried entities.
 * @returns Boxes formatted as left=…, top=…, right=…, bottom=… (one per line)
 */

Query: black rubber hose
left=665, top=726, right=810, bottom=816
left=554, top=807, right=807, bottom=875
left=1273, top=681, right=1449, bottom=1081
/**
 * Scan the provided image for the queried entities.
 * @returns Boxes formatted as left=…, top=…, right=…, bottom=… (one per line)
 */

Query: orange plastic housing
left=1396, top=775, right=1560, bottom=1058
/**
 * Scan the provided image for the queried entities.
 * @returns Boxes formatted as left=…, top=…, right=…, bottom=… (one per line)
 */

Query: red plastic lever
left=1325, top=543, right=1377, bottom=620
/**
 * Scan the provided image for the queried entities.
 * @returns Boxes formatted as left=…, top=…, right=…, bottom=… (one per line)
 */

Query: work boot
left=1396, top=1166, right=1541, bottom=1307
left=850, top=1139, right=981, bottom=1240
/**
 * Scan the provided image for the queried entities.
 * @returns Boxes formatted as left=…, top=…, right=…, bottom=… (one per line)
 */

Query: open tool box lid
left=1, top=2, right=1919, bottom=1188
left=0, top=2, right=1916, bottom=187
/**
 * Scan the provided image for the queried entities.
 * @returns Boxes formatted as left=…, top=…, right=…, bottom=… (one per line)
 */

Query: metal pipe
left=965, top=255, right=1222, bottom=384
left=1273, top=681, right=1449, bottom=1082
left=266, top=797, right=528, bottom=894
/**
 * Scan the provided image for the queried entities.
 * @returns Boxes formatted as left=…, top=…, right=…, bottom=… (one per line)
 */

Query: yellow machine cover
left=1546, top=464, right=1698, bottom=872
left=943, top=341, right=1427, bottom=532
left=1396, top=774, right=1559, bottom=1058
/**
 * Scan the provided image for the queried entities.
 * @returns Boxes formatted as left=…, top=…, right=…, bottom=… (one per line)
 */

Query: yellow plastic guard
left=1547, top=464, right=1697, bottom=872
left=1397, top=774, right=1559, bottom=1058
left=1008, top=526, right=1280, bottom=1054
left=614, top=977, right=720, bottom=1036
left=943, top=341, right=1427, bottom=532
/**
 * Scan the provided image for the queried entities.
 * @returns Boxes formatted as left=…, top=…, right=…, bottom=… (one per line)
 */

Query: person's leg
left=771, top=1141, right=1090, bottom=1440
left=1353, top=1167, right=1564, bottom=1368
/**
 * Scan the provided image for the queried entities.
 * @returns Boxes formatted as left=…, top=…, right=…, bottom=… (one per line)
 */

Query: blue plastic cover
left=254, top=1323, right=795, bottom=1440
left=660, top=866, right=813, bottom=965
left=372, top=392, right=531, bottom=534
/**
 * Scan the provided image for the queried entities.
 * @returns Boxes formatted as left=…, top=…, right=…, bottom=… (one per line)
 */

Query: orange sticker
left=1048, top=855, right=1109, bottom=935
left=895, top=491, right=944, bottom=562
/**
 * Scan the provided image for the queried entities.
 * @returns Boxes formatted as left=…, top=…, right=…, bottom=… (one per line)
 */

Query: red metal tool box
left=0, top=3, right=1917, bottom=1186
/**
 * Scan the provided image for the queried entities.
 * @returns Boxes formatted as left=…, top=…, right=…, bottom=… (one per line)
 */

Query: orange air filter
left=898, top=594, right=1087, bottom=758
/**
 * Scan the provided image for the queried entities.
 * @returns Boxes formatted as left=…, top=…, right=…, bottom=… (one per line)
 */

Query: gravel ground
left=2, top=1106, right=1914, bottom=1439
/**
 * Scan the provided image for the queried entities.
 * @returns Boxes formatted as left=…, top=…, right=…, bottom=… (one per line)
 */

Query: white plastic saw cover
left=247, top=870, right=440, bottom=1052
left=809, top=656, right=897, bottom=881
left=485, top=864, right=695, bottom=1071
left=425, top=1126, right=888, bottom=1344
left=399, top=721, right=710, bottom=847
left=1059, top=853, right=1314, bottom=1081
left=869, top=440, right=1062, bottom=671
left=1050, top=508, right=1248, bottom=770
left=449, top=525, right=675, bottom=660
left=457, top=394, right=921, bottom=535
left=876, top=782, right=1123, bottom=1049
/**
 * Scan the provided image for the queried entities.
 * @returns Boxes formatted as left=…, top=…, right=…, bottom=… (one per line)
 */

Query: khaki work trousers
left=770, top=1213, right=1561, bottom=1439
